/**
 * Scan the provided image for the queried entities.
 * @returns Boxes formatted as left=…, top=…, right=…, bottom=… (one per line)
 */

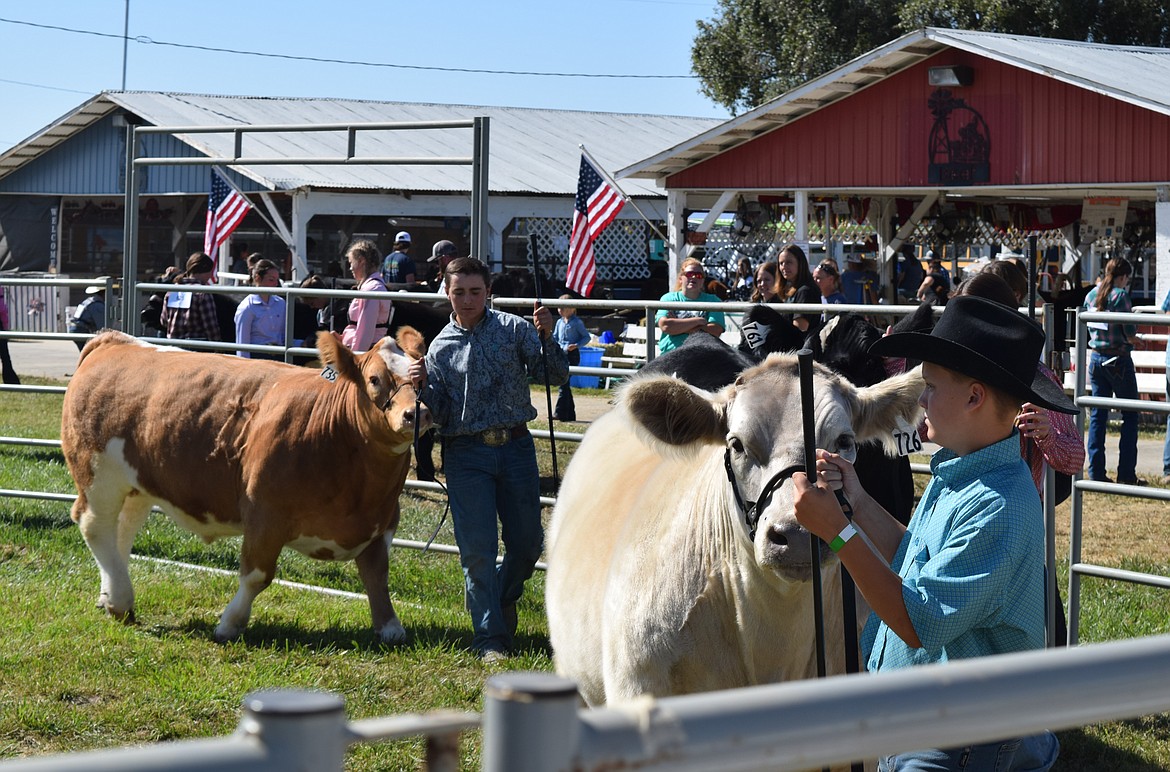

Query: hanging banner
left=1080, top=197, right=1128, bottom=245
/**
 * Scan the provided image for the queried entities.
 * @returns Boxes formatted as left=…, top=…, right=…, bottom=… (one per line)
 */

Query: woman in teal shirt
left=655, top=258, right=726, bottom=353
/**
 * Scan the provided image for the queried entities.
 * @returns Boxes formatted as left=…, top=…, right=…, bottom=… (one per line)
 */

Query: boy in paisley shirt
left=409, top=257, right=567, bottom=661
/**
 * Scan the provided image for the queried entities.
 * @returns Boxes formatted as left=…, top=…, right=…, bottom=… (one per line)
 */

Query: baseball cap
left=430, top=240, right=458, bottom=262
left=395, top=231, right=411, bottom=244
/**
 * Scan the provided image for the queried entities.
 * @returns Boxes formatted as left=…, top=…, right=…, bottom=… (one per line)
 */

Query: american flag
left=567, top=153, right=624, bottom=298
left=204, top=168, right=252, bottom=256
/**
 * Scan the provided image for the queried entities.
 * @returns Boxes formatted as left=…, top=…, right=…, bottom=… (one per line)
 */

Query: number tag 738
left=892, top=415, right=923, bottom=457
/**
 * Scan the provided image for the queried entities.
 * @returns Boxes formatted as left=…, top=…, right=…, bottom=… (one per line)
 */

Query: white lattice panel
left=515, top=217, right=651, bottom=282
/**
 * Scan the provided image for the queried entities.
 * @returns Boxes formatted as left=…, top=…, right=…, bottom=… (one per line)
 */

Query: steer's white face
left=361, top=339, right=429, bottom=444
left=723, top=363, right=858, bottom=580
left=621, top=353, right=923, bottom=583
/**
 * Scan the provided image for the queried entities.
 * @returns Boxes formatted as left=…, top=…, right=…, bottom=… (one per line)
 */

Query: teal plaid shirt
left=1084, top=285, right=1134, bottom=355
left=862, top=431, right=1046, bottom=672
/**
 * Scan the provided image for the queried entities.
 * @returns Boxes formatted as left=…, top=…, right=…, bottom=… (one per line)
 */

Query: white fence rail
left=0, top=690, right=476, bottom=772
left=3, top=634, right=1169, bottom=771
left=482, top=635, right=1170, bottom=772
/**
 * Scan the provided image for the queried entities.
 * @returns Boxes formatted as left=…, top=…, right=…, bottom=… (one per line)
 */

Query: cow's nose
left=765, top=519, right=816, bottom=563
left=403, top=405, right=432, bottom=426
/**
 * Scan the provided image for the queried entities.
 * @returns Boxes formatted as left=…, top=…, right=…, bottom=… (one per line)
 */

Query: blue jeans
left=1163, top=370, right=1170, bottom=476
left=879, top=731, right=1058, bottom=771
left=554, top=382, right=576, bottom=421
left=445, top=432, right=544, bottom=653
left=554, top=348, right=580, bottom=421
left=1087, top=352, right=1138, bottom=481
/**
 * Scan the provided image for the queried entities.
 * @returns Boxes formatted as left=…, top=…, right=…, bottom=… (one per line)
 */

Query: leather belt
left=480, top=425, right=528, bottom=447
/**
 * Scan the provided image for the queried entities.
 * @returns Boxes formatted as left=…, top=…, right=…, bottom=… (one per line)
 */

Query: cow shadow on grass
left=406, top=623, right=554, bottom=661
left=162, top=618, right=554, bottom=660
left=3, top=447, right=65, bottom=465
left=164, top=618, right=381, bottom=652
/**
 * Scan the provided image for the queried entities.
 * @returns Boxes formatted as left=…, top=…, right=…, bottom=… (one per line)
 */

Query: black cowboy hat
left=869, top=295, right=1078, bottom=415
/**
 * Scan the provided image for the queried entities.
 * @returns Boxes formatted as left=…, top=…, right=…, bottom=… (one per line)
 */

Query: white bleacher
left=1063, top=348, right=1166, bottom=397
left=601, top=324, right=649, bottom=388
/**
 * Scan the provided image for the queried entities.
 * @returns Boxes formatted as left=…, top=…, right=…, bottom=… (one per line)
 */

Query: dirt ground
left=528, top=388, right=614, bottom=425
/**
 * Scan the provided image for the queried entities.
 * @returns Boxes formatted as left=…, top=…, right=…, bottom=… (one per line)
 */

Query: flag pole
left=528, top=234, right=560, bottom=487
left=579, top=145, right=670, bottom=245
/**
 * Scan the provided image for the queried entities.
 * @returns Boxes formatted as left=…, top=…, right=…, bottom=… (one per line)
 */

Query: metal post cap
left=243, top=689, right=345, bottom=716
left=486, top=672, right=579, bottom=702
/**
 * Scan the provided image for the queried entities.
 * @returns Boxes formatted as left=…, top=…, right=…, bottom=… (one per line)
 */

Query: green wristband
left=829, top=523, right=858, bottom=553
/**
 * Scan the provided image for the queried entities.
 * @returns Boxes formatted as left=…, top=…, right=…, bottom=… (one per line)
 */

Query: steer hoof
left=213, top=622, right=244, bottom=644
left=98, top=593, right=135, bottom=624
left=378, top=618, right=407, bottom=646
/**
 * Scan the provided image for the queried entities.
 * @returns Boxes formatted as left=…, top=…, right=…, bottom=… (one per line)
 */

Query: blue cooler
left=570, top=346, right=603, bottom=388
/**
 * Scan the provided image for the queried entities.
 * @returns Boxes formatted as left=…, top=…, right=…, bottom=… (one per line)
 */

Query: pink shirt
left=341, top=276, right=393, bottom=352
left=1022, top=362, right=1085, bottom=493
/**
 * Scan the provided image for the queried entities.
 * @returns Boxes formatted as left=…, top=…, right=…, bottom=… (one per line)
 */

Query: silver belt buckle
left=482, top=427, right=508, bottom=447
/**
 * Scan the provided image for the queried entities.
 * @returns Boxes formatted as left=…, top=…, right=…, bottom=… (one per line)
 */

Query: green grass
left=1, top=384, right=1169, bottom=769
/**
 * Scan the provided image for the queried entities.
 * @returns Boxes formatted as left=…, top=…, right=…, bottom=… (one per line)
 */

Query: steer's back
left=62, top=332, right=324, bottom=533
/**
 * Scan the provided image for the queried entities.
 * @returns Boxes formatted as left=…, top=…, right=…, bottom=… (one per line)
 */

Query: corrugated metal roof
left=0, top=92, right=721, bottom=197
left=621, top=27, right=1170, bottom=180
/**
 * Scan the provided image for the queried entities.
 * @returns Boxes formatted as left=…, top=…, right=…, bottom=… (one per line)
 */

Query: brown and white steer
left=546, top=354, right=923, bottom=706
left=61, top=328, right=431, bottom=644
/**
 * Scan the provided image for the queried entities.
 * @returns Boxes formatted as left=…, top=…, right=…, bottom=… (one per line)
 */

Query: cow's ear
left=850, top=367, right=925, bottom=455
left=621, top=375, right=726, bottom=452
left=394, top=326, right=426, bottom=359
left=315, top=331, right=363, bottom=383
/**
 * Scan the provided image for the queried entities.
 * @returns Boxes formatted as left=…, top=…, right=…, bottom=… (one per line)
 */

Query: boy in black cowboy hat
left=794, top=295, right=1075, bottom=771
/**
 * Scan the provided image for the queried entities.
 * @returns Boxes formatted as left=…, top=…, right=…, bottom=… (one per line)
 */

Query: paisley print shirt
left=422, top=308, right=568, bottom=436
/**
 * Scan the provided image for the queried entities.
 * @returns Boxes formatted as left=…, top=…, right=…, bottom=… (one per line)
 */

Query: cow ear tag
left=892, top=415, right=922, bottom=457
left=320, top=364, right=338, bottom=383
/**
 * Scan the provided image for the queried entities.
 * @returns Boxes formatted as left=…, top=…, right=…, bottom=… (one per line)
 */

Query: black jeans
left=0, top=320, right=18, bottom=385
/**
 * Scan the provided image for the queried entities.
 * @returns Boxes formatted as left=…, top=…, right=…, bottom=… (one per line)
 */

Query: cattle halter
left=378, top=378, right=416, bottom=412
left=722, top=448, right=805, bottom=541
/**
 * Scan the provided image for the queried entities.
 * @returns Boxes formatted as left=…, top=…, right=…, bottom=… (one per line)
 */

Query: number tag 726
left=892, top=415, right=923, bottom=456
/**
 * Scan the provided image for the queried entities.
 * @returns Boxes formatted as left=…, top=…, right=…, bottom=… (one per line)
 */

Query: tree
left=693, top=0, right=1170, bottom=114
left=691, top=0, right=901, bottom=115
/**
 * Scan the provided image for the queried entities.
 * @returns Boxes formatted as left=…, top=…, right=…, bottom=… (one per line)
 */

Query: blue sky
left=0, top=0, right=732, bottom=153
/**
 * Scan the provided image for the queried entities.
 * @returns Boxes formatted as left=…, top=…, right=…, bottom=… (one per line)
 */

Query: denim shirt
left=422, top=308, right=568, bottom=436
left=553, top=315, right=591, bottom=352
left=234, top=294, right=287, bottom=356
left=863, top=431, right=1046, bottom=672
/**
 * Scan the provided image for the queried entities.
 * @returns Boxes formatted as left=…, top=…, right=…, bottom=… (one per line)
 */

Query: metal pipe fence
left=0, top=689, right=478, bottom=772
left=483, top=634, right=1170, bottom=771
left=4, top=633, right=1169, bottom=771
left=0, top=286, right=1080, bottom=621
left=1068, top=308, right=1170, bottom=644
left=4, top=282, right=1170, bottom=766
left=121, top=119, right=491, bottom=331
